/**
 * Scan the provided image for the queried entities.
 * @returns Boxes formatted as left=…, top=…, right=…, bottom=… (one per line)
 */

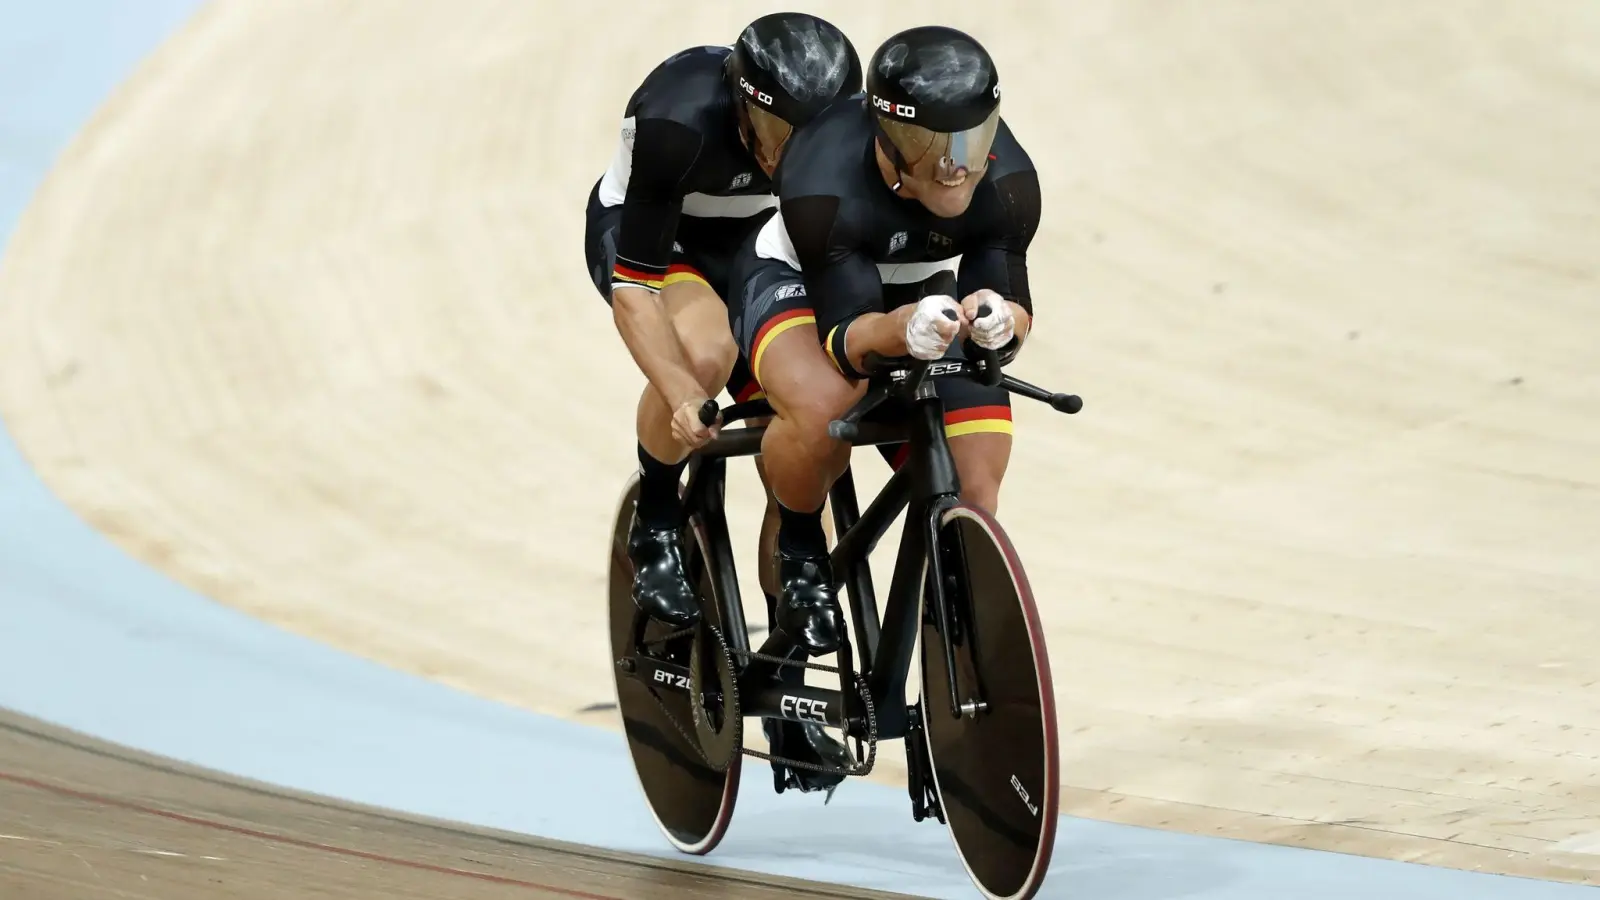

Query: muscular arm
left=609, top=117, right=704, bottom=407
left=958, top=168, right=1042, bottom=352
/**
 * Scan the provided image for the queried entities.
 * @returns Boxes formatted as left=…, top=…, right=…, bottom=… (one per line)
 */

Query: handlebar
left=700, top=301, right=1082, bottom=442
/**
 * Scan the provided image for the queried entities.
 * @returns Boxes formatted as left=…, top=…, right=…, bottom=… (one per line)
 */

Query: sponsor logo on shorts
left=773, top=283, right=806, bottom=301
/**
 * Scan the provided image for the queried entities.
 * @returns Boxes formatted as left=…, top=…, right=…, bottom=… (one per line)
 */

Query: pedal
left=736, top=644, right=878, bottom=801
left=771, top=757, right=837, bottom=801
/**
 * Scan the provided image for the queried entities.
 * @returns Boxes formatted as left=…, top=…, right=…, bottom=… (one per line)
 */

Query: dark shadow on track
left=0, top=708, right=924, bottom=899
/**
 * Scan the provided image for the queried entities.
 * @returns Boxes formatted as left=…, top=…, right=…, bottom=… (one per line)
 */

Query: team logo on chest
left=927, top=232, right=953, bottom=253
left=888, top=231, right=909, bottom=255
left=729, top=172, right=753, bottom=190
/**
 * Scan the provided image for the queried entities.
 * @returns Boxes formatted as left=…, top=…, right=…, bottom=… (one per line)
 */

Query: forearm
left=839, top=307, right=916, bottom=370
left=611, top=286, right=702, bottom=404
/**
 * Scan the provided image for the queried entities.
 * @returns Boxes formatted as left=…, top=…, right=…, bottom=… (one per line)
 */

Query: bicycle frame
left=679, top=367, right=986, bottom=744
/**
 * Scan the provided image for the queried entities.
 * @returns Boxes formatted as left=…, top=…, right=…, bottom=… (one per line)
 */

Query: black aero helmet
left=867, top=26, right=1002, bottom=187
left=727, top=12, right=862, bottom=171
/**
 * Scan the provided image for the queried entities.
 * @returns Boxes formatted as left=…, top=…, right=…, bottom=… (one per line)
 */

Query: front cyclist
left=730, top=26, right=1039, bottom=667
left=585, top=14, right=861, bottom=631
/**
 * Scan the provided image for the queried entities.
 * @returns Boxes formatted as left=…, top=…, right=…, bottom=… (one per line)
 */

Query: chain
left=629, top=625, right=725, bottom=771
left=688, top=623, right=742, bottom=771
left=736, top=656, right=878, bottom=779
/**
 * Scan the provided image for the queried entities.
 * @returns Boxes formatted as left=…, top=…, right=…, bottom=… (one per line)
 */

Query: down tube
left=865, top=499, right=928, bottom=741
left=692, top=460, right=750, bottom=657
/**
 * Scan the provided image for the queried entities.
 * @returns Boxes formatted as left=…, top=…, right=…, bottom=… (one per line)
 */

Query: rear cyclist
left=730, top=25, right=1040, bottom=670
left=585, top=14, right=864, bottom=797
left=585, top=13, right=860, bottom=628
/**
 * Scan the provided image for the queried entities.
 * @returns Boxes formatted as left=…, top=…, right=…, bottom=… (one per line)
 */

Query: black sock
left=776, top=501, right=827, bottom=558
left=635, top=443, right=687, bottom=529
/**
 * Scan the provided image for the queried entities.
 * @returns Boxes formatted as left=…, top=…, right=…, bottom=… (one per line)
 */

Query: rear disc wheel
left=607, top=473, right=740, bottom=855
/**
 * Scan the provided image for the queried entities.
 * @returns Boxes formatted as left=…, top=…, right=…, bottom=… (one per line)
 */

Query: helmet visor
left=879, top=106, right=1001, bottom=185
left=746, top=102, right=794, bottom=171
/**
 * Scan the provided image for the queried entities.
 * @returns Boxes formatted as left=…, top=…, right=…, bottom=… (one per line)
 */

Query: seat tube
left=829, top=466, right=882, bottom=672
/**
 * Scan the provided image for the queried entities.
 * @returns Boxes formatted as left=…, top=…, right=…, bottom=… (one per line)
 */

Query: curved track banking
left=0, top=5, right=918, bottom=899
left=2, top=0, right=1600, bottom=897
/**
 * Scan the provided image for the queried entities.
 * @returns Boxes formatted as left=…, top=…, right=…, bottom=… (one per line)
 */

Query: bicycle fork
left=911, top=393, right=990, bottom=722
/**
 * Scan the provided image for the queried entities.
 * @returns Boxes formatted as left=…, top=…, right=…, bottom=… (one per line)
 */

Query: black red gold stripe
left=882, top=405, right=1013, bottom=471
left=734, top=379, right=766, bottom=404
left=943, top=404, right=1013, bottom=438
left=612, top=261, right=666, bottom=291
left=751, top=307, right=816, bottom=386
left=663, top=262, right=709, bottom=289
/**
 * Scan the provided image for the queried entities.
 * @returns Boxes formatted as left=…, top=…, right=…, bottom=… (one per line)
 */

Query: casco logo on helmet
left=871, top=95, right=916, bottom=119
left=993, top=83, right=1001, bottom=99
left=738, top=77, right=774, bottom=107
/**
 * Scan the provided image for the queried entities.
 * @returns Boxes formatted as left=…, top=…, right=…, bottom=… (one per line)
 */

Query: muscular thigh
left=664, top=212, right=773, bottom=402
left=588, top=191, right=766, bottom=401
left=732, top=255, right=862, bottom=422
left=660, top=274, right=728, bottom=343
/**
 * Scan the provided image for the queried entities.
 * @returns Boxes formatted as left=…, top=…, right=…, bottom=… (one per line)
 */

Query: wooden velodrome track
left=0, top=708, right=902, bottom=899
left=2, top=0, right=1599, bottom=895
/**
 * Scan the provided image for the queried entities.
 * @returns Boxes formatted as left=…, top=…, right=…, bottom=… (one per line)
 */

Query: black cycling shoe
left=764, top=717, right=852, bottom=797
left=774, top=552, right=841, bottom=655
left=626, top=516, right=701, bottom=629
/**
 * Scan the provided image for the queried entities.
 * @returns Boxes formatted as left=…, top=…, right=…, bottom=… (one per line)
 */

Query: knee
left=952, top=436, right=1011, bottom=514
left=961, top=478, right=1002, bottom=514
left=781, top=382, right=857, bottom=450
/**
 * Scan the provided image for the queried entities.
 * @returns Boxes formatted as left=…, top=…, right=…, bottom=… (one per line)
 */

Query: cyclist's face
left=744, top=102, right=793, bottom=176
left=900, top=165, right=983, bottom=218
left=878, top=108, right=1001, bottom=218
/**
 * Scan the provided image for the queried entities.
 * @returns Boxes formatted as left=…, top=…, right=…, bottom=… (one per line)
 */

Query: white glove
left=966, top=290, right=1016, bottom=350
left=905, top=294, right=962, bottom=360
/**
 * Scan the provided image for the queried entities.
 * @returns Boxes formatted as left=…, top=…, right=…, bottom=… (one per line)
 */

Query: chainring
left=629, top=624, right=879, bottom=782
left=731, top=647, right=878, bottom=781
left=688, top=622, right=741, bottom=772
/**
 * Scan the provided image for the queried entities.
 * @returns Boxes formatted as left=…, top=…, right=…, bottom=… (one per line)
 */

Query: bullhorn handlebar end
left=1051, top=393, right=1083, bottom=414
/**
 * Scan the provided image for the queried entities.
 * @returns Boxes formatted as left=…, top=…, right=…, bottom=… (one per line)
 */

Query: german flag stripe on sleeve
left=612, top=260, right=666, bottom=292
left=823, top=325, right=844, bottom=373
